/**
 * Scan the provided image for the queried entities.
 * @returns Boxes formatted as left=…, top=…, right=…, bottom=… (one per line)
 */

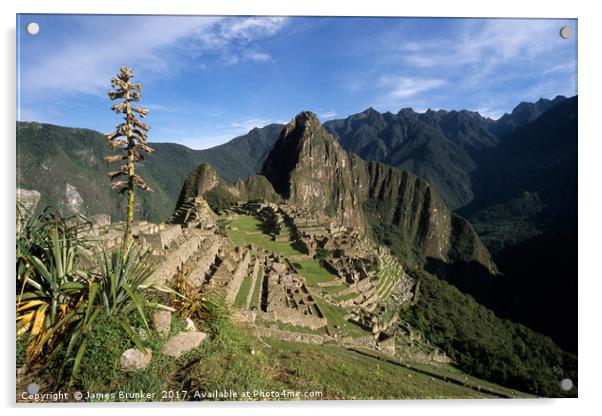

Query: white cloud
left=374, top=76, right=447, bottom=107
left=245, top=51, right=273, bottom=62
left=21, top=16, right=288, bottom=96
left=319, top=110, right=337, bottom=119
left=381, top=76, right=447, bottom=99
left=350, top=18, right=576, bottom=113
left=403, top=20, right=570, bottom=71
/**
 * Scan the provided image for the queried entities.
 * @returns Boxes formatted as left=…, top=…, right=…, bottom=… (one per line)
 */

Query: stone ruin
left=324, top=256, right=375, bottom=284
left=261, top=260, right=327, bottom=330
left=168, top=195, right=218, bottom=230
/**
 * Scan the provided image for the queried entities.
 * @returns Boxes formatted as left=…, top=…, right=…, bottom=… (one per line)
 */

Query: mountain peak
left=295, top=110, right=320, bottom=123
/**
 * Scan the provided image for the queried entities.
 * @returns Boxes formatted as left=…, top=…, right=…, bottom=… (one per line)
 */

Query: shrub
left=16, top=208, right=92, bottom=362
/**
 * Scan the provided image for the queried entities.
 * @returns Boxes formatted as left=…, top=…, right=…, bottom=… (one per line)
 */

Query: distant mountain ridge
left=17, top=95, right=572, bottom=231
left=16, top=122, right=282, bottom=222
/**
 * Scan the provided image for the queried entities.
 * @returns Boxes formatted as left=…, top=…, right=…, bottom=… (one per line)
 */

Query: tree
left=314, top=247, right=330, bottom=269
left=104, top=67, right=154, bottom=250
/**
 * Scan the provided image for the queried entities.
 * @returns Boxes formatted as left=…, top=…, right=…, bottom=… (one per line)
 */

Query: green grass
left=260, top=338, right=513, bottom=399
left=320, top=284, right=348, bottom=295
left=312, top=296, right=368, bottom=338
left=33, top=299, right=531, bottom=401
left=250, top=265, right=264, bottom=310
left=234, top=275, right=254, bottom=308
left=293, top=259, right=339, bottom=287
left=336, top=292, right=360, bottom=302
left=224, top=215, right=300, bottom=256
left=255, top=317, right=327, bottom=336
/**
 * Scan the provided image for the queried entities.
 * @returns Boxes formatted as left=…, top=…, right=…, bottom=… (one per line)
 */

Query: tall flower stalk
left=105, top=67, right=153, bottom=250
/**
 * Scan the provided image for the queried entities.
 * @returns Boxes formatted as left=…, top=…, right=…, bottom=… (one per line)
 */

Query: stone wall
left=224, top=250, right=251, bottom=304
left=187, top=236, right=221, bottom=287
left=140, top=225, right=181, bottom=250
left=148, top=231, right=204, bottom=284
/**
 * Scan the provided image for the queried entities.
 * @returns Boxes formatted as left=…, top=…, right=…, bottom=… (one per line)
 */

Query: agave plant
left=16, top=208, right=92, bottom=361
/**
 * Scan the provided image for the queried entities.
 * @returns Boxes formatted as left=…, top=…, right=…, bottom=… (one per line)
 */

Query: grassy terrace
left=290, top=259, right=338, bottom=286
left=223, top=214, right=300, bottom=256
left=222, top=214, right=370, bottom=337
left=233, top=275, right=254, bottom=308
left=249, top=265, right=264, bottom=310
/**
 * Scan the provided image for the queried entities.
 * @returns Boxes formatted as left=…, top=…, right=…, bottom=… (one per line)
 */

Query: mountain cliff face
left=261, top=112, right=367, bottom=229
left=261, top=112, right=496, bottom=272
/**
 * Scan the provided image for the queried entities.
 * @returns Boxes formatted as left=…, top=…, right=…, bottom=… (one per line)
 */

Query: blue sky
left=17, top=15, right=577, bottom=149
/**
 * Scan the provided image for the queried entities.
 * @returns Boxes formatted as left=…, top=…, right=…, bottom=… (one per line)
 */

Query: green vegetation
left=16, top=208, right=92, bottom=361
left=312, top=297, right=368, bottom=338
left=336, top=292, right=359, bottom=302
left=223, top=215, right=300, bottom=256
left=259, top=338, right=514, bottom=399
left=470, top=192, right=545, bottom=253
left=164, top=302, right=524, bottom=400
left=319, top=284, right=347, bottom=295
left=233, top=276, right=253, bottom=308
left=21, top=246, right=528, bottom=401
left=364, top=199, right=424, bottom=268
left=293, top=259, right=339, bottom=286
left=17, top=121, right=282, bottom=222
left=204, top=185, right=238, bottom=213
left=16, top=207, right=175, bottom=388
left=399, top=269, right=577, bottom=397
left=249, top=266, right=264, bottom=309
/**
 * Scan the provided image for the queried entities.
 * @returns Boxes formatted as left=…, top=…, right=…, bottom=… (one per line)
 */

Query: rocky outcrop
left=260, top=112, right=496, bottom=272
left=261, top=112, right=366, bottom=229
left=175, top=163, right=221, bottom=206
left=169, top=195, right=218, bottom=229
left=152, top=310, right=172, bottom=337
left=233, top=175, right=281, bottom=203
left=172, top=111, right=496, bottom=272
left=172, top=165, right=280, bottom=216
left=16, top=188, right=41, bottom=233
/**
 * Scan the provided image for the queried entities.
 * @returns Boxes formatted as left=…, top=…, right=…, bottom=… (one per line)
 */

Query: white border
left=2, top=1, right=601, bottom=415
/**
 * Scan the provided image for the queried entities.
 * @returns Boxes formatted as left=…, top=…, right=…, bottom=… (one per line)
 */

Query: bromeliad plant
left=16, top=208, right=92, bottom=361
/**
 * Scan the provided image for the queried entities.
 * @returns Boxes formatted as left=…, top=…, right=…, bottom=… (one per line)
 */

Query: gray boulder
left=162, top=331, right=207, bottom=358
left=120, top=348, right=152, bottom=372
